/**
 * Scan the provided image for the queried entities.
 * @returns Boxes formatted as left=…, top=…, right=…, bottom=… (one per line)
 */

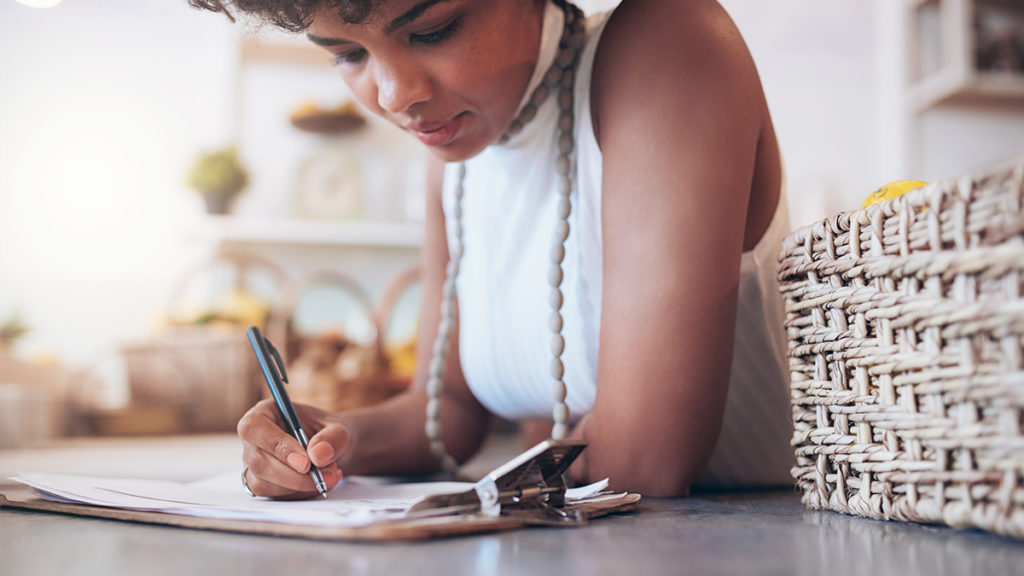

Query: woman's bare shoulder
left=591, top=0, right=764, bottom=144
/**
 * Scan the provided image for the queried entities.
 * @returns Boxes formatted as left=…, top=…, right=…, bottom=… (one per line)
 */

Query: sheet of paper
left=12, top=472, right=475, bottom=527
left=10, top=471, right=614, bottom=527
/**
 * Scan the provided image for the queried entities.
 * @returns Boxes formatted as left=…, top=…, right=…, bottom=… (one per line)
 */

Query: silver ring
left=241, top=466, right=256, bottom=498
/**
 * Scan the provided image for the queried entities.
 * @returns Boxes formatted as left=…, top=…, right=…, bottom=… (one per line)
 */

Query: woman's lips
left=408, top=113, right=464, bottom=147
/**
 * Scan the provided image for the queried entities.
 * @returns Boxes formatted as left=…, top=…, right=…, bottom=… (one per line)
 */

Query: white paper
left=12, top=471, right=474, bottom=527
left=11, top=471, right=614, bottom=527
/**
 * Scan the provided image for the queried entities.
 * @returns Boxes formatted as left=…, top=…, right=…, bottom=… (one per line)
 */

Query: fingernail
left=287, top=452, right=309, bottom=473
left=323, top=466, right=343, bottom=482
left=310, top=443, right=334, bottom=467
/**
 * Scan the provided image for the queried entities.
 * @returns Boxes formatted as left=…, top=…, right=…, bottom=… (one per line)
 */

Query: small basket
left=121, top=251, right=287, bottom=433
left=777, top=155, right=1024, bottom=538
left=268, top=269, right=415, bottom=413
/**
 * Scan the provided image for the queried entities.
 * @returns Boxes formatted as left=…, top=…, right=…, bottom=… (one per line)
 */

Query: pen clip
left=265, top=338, right=289, bottom=384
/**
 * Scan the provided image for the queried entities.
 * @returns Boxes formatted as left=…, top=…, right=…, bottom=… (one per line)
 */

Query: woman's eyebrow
left=306, top=0, right=451, bottom=45
left=385, top=0, right=450, bottom=33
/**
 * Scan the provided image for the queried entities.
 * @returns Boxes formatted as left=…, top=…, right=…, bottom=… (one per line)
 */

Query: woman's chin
left=424, top=138, right=492, bottom=164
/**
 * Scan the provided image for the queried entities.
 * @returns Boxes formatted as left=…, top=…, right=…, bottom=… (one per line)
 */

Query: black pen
left=246, top=326, right=329, bottom=498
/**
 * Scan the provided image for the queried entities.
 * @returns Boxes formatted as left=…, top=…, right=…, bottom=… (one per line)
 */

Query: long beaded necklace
left=424, top=0, right=586, bottom=474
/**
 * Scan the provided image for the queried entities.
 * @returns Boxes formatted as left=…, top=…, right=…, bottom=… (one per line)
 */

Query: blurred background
left=0, top=0, right=1022, bottom=447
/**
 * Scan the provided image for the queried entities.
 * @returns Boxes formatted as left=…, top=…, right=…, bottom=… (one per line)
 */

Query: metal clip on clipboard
left=407, top=439, right=588, bottom=526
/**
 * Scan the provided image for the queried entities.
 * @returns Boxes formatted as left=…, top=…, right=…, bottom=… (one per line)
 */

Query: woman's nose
left=373, top=59, right=433, bottom=115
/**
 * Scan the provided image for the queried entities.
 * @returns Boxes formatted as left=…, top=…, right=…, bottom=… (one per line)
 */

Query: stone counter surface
left=2, top=435, right=1023, bottom=575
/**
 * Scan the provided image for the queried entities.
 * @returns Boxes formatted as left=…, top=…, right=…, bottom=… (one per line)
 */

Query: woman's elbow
left=582, top=449, right=706, bottom=498
left=616, top=463, right=700, bottom=498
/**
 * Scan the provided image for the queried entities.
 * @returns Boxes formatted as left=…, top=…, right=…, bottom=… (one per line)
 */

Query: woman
left=192, top=0, right=794, bottom=498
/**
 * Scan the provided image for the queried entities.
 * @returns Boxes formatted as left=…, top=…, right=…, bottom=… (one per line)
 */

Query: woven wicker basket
left=777, top=155, right=1024, bottom=539
left=267, top=268, right=416, bottom=413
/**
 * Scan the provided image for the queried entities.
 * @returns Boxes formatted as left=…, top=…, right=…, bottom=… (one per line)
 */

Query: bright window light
left=15, top=0, right=64, bottom=8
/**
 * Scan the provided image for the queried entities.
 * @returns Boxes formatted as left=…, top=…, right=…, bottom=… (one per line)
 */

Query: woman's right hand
left=237, top=399, right=351, bottom=499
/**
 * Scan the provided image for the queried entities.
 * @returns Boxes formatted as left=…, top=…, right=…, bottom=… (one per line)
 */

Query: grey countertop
left=2, top=435, right=1023, bottom=575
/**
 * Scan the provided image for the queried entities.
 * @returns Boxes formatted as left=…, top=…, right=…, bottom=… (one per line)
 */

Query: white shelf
left=906, top=0, right=1024, bottom=111
left=911, top=70, right=1024, bottom=109
left=190, top=216, right=423, bottom=249
left=239, top=33, right=335, bottom=68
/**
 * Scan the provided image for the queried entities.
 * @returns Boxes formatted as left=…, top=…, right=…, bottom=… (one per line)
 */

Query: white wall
left=0, top=0, right=236, bottom=396
left=1, top=0, right=1021, bottom=406
left=719, top=0, right=881, bottom=224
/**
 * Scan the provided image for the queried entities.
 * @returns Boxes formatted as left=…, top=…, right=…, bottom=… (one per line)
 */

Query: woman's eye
left=334, top=48, right=367, bottom=65
left=411, top=18, right=460, bottom=45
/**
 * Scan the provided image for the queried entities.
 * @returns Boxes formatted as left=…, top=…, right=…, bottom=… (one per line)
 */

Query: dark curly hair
left=188, top=0, right=377, bottom=32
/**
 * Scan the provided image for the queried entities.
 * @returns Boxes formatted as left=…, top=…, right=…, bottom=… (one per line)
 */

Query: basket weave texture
left=777, top=156, right=1024, bottom=539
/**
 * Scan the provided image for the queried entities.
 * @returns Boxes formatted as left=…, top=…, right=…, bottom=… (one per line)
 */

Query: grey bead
left=530, top=85, right=550, bottom=106
left=548, top=266, right=563, bottom=288
left=553, top=403, right=570, bottom=426
left=544, top=66, right=562, bottom=87
left=556, top=155, right=570, bottom=176
left=558, top=197, right=572, bottom=219
left=519, top=103, right=537, bottom=124
left=550, top=288, right=563, bottom=310
left=551, top=244, right=565, bottom=265
left=559, top=88, right=573, bottom=110
left=551, top=379, right=567, bottom=400
left=446, top=260, right=460, bottom=279
left=556, top=48, right=574, bottom=69
left=569, top=31, right=585, bottom=50
left=429, top=356, right=445, bottom=379
left=554, top=220, right=570, bottom=242
left=549, top=312, right=563, bottom=333
left=430, top=440, right=446, bottom=456
left=559, top=112, right=574, bottom=132
left=442, top=454, right=458, bottom=472
left=551, top=334, right=565, bottom=356
left=437, top=317, right=452, bottom=338
left=559, top=132, right=574, bottom=155
left=425, top=420, right=441, bottom=440
left=426, top=398, right=442, bottom=421
left=432, top=334, right=449, bottom=358
left=550, top=358, right=564, bottom=380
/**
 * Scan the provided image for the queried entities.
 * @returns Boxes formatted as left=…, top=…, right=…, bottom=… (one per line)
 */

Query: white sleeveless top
left=442, top=4, right=795, bottom=488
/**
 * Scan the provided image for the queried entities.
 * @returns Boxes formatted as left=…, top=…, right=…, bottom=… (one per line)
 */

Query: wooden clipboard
left=0, top=440, right=641, bottom=542
left=0, top=489, right=640, bottom=542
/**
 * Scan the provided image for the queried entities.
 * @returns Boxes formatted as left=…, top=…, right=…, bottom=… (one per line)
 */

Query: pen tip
left=322, top=493, right=328, bottom=499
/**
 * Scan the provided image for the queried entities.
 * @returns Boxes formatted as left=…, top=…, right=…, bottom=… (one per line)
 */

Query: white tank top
left=442, top=4, right=794, bottom=488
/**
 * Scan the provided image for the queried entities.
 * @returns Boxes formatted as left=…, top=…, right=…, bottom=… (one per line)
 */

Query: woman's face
left=308, top=0, right=544, bottom=162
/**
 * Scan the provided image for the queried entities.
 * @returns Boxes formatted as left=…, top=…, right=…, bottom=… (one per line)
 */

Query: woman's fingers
left=306, top=421, right=351, bottom=469
left=242, top=442, right=343, bottom=498
left=237, top=399, right=347, bottom=499
left=237, top=399, right=310, bottom=473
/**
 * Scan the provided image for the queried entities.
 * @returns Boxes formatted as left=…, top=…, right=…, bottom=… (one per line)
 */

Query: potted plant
left=187, top=147, right=250, bottom=215
left=0, top=312, right=29, bottom=354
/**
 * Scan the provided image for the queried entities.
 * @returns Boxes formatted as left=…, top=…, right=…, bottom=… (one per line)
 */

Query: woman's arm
left=237, top=155, right=490, bottom=497
left=569, top=0, right=776, bottom=497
